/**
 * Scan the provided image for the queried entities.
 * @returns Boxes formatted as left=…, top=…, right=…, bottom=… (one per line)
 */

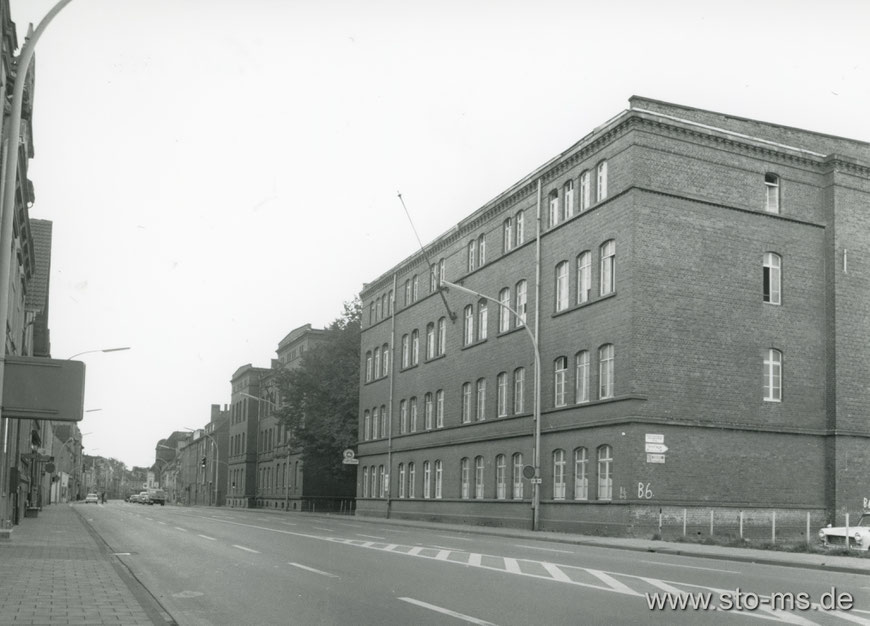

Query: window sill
left=461, top=338, right=488, bottom=351
left=497, top=325, right=528, bottom=339
left=553, top=291, right=616, bottom=318
left=424, top=353, right=446, bottom=365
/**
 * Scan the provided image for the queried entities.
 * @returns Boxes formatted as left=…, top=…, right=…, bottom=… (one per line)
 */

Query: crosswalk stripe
left=587, top=569, right=641, bottom=596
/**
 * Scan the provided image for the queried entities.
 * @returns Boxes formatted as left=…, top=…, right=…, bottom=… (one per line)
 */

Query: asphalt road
left=77, top=502, right=870, bottom=626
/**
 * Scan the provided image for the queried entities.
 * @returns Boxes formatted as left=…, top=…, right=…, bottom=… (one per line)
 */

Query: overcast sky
left=12, top=0, right=870, bottom=469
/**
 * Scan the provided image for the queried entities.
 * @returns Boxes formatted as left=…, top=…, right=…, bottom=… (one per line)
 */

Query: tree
left=274, top=299, right=360, bottom=484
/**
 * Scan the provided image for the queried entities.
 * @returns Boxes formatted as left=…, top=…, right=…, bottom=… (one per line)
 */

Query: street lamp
left=441, top=279, right=543, bottom=531
left=66, top=346, right=131, bottom=360
left=184, top=427, right=219, bottom=507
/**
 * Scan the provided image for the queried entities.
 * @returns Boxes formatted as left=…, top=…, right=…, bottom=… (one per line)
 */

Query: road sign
left=341, top=449, right=359, bottom=465
left=522, top=465, right=536, bottom=479
left=646, top=454, right=666, bottom=464
left=530, top=478, right=542, bottom=484
left=645, top=434, right=664, bottom=444
left=645, top=443, right=668, bottom=454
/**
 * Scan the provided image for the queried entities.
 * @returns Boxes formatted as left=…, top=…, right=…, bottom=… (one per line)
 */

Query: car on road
left=138, top=491, right=151, bottom=505
left=84, top=493, right=99, bottom=504
left=126, top=493, right=139, bottom=503
left=818, top=511, right=870, bottom=550
left=148, top=489, right=167, bottom=506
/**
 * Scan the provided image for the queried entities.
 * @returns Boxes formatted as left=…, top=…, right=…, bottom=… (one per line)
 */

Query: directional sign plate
left=645, top=434, right=664, bottom=444
left=646, top=454, right=666, bottom=464
left=645, top=443, right=668, bottom=454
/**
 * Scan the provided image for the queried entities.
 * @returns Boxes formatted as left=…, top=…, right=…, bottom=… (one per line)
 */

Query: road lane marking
left=313, top=527, right=334, bottom=531
left=279, top=521, right=297, bottom=526
left=158, top=522, right=167, bottom=525
left=514, top=544, right=574, bottom=554
left=431, top=545, right=461, bottom=551
left=399, top=598, right=497, bottom=626
left=584, top=570, right=641, bottom=597
left=640, top=560, right=740, bottom=574
left=434, top=550, right=451, bottom=561
left=233, top=545, right=260, bottom=553
left=174, top=527, right=188, bottom=532
left=356, top=534, right=386, bottom=540
left=542, top=562, right=572, bottom=583
left=437, top=534, right=473, bottom=541
left=289, top=563, right=338, bottom=578
left=504, top=558, right=521, bottom=574
left=198, top=535, right=216, bottom=541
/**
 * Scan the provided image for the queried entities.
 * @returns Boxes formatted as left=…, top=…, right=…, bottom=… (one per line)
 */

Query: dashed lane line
left=198, top=534, right=216, bottom=541
left=399, top=598, right=497, bottom=626
left=174, top=527, right=188, bottom=532
left=233, top=545, right=260, bottom=553
left=289, top=563, right=339, bottom=578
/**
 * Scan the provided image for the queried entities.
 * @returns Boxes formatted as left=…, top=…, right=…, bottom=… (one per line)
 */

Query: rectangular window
left=436, top=390, right=444, bottom=428
left=600, top=240, right=615, bottom=296
left=575, top=351, right=589, bottom=403
left=464, top=306, right=474, bottom=346
left=515, top=211, right=525, bottom=246
left=514, top=368, right=525, bottom=414
left=597, top=161, right=608, bottom=202
left=515, top=280, right=527, bottom=326
left=563, top=180, right=574, bottom=219
left=577, top=252, right=591, bottom=304
left=434, top=460, right=442, bottom=499
left=410, top=398, right=418, bottom=431
left=580, top=170, right=590, bottom=211
left=765, top=173, right=780, bottom=213
left=496, top=455, right=506, bottom=500
left=763, top=253, right=781, bottom=305
left=599, top=344, right=614, bottom=399
left=476, top=379, right=486, bottom=421
left=549, top=191, right=559, bottom=227
left=556, top=262, right=569, bottom=311
left=477, top=302, right=488, bottom=341
left=764, top=348, right=782, bottom=402
left=512, top=454, right=524, bottom=500
left=462, top=383, right=471, bottom=423
left=497, top=373, right=508, bottom=417
left=474, top=457, right=484, bottom=499
left=574, top=448, right=588, bottom=500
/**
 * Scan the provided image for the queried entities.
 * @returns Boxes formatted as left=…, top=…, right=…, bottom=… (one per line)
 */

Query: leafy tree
left=275, top=299, right=360, bottom=484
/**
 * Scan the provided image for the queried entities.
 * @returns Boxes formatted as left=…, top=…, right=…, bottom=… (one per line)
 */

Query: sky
left=11, top=0, right=870, bottom=469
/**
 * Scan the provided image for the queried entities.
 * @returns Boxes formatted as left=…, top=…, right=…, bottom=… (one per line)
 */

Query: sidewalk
left=0, top=504, right=167, bottom=625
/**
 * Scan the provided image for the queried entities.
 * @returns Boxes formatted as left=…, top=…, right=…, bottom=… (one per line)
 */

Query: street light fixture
left=66, top=346, right=131, bottom=360
left=441, top=279, right=543, bottom=531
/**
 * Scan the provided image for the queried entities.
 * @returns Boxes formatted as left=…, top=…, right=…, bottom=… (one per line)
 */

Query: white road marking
left=586, top=570, right=642, bottom=597
left=145, top=517, right=153, bottom=521
left=289, top=562, right=338, bottom=578
left=174, top=527, right=188, bottom=532
left=431, top=545, right=461, bottom=551
left=233, top=545, right=260, bottom=553
left=434, top=550, right=451, bottom=561
left=437, top=534, right=473, bottom=541
left=313, top=526, right=334, bottom=532
left=356, top=534, right=386, bottom=540
left=504, top=558, right=521, bottom=574
left=514, top=544, right=574, bottom=554
left=158, top=522, right=167, bottom=525
left=399, top=598, right=497, bottom=626
left=198, top=535, right=216, bottom=541
left=542, top=562, right=572, bottom=583
left=640, top=560, right=741, bottom=574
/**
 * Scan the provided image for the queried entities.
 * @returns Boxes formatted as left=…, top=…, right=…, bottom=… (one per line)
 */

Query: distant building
left=176, top=407, right=228, bottom=506
left=226, top=364, right=270, bottom=508
left=357, top=96, right=870, bottom=537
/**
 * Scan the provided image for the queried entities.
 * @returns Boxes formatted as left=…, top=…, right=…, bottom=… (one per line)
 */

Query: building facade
left=226, top=364, right=270, bottom=508
left=174, top=407, right=229, bottom=507
left=356, top=96, right=870, bottom=538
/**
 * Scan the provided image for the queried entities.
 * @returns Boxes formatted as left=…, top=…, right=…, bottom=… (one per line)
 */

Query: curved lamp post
left=441, top=279, right=543, bottom=531
left=67, top=347, right=131, bottom=360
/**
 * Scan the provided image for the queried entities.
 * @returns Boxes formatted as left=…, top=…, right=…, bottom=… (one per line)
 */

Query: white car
left=84, top=493, right=99, bottom=504
left=818, top=511, right=870, bottom=550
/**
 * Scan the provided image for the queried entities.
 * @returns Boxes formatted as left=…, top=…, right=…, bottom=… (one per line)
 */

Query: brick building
left=356, top=96, right=870, bottom=538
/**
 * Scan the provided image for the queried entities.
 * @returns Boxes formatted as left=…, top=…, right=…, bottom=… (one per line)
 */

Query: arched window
left=498, top=288, right=511, bottom=332
left=434, top=460, right=443, bottom=499
left=468, top=239, right=477, bottom=272
left=370, top=465, right=377, bottom=499
left=373, top=348, right=380, bottom=380
left=435, top=390, right=444, bottom=428
left=404, top=279, right=411, bottom=306
left=554, top=357, right=568, bottom=407
left=423, top=461, right=431, bottom=499
left=515, top=210, right=525, bottom=246
left=600, top=240, right=615, bottom=296
left=365, top=351, right=372, bottom=382
left=378, top=465, right=385, bottom=498
left=363, top=410, right=371, bottom=441
left=515, top=280, right=527, bottom=326
left=474, top=456, right=485, bottom=499
left=411, top=329, right=419, bottom=365
left=765, top=173, right=780, bottom=213
left=495, top=454, right=507, bottom=499
left=596, top=161, right=608, bottom=202
left=379, top=405, right=386, bottom=437
left=553, top=449, right=566, bottom=500
left=574, top=447, right=588, bottom=500
left=477, top=300, right=488, bottom=341
left=579, top=170, right=590, bottom=211
left=371, top=406, right=379, bottom=439
left=476, top=378, right=487, bottom=421
left=555, top=261, right=569, bottom=311
left=577, top=251, right=591, bottom=304
left=597, top=445, right=612, bottom=500
left=437, top=317, right=446, bottom=355
left=503, top=217, right=513, bottom=252
left=763, top=252, right=781, bottom=305
left=382, top=343, right=389, bottom=376
left=399, top=400, right=408, bottom=434
left=497, top=372, right=508, bottom=417
left=478, top=234, right=486, bottom=266
left=398, top=463, right=405, bottom=499
left=548, top=189, right=560, bottom=227
left=426, top=323, right=436, bottom=359
left=410, top=397, right=418, bottom=432
left=362, top=467, right=369, bottom=498
left=563, top=179, right=575, bottom=219
left=401, top=334, right=409, bottom=368
left=599, top=344, right=615, bottom=399
left=412, top=275, right=418, bottom=302
left=764, top=348, right=782, bottom=402
left=462, top=383, right=472, bottom=423
left=460, top=458, right=470, bottom=499
left=464, top=305, right=474, bottom=346
left=408, top=462, right=416, bottom=499
left=575, top=350, right=590, bottom=403
left=512, top=453, right=524, bottom=499
left=513, top=367, right=525, bottom=414
left=424, top=393, right=433, bottom=430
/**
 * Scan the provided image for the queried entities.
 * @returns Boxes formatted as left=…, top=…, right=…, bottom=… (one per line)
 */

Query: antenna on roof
left=397, top=191, right=456, bottom=322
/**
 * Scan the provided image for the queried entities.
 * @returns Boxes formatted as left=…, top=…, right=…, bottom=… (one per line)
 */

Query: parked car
left=126, top=493, right=139, bottom=503
left=148, top=489, right=167, bottom=506
left=818, top=511, right=870, bottom=550
left=138, top=491, right=151, bottom=504
left=84, top=493, right=99, bottom=504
